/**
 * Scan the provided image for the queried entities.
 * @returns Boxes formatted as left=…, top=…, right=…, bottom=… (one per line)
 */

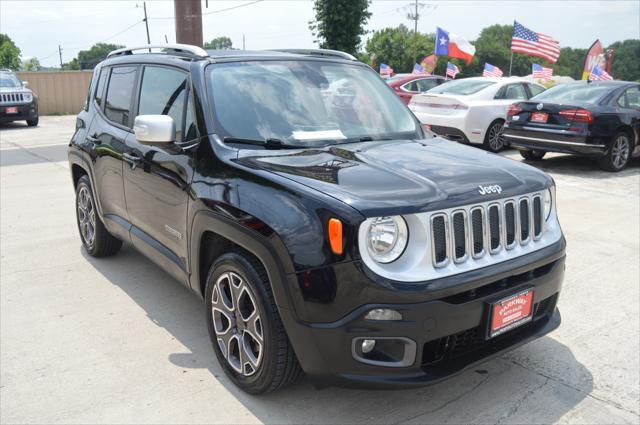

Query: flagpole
left=508, top=51, right=514, bottom=77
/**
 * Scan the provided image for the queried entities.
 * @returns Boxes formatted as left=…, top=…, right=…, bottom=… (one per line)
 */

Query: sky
left=1, top=0, right=638, bottom=67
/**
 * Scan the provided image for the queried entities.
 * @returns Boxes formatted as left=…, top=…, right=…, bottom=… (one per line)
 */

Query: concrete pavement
left=1, top=116, right=638, bottom=424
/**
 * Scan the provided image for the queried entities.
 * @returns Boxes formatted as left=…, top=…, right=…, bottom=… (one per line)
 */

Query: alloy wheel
left=488, top=122, right=505, bottom=151
left=77, top=186, right=96, bottom=247
left=211, top=271, right=264, bottom=376
left=611, top=135, right=630, bottom=169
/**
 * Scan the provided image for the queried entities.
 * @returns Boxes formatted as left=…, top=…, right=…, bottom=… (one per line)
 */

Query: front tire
left=205, top=251, right=300, bottom=394
left=520, top=149, right=546, bottom=161
left=598, top=132, right=632, bottom=172
left=75, top=175, right=122, bottom=257
left=27, top=116, right=39, bottom=127
left=484, top=120, right=505, bottom=152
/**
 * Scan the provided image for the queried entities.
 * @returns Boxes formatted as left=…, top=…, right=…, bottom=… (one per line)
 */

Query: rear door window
left=527, top=83, right=546, bottom=98
left=94, top=69, right=108, bottom=109
left=416, top=79, right=440, bottom=92
left=504, top=84, right=528, bottom=100
left=617, top=86, right=640, bottom=110
left=137, top=66, right=188, bottom=141
left=104, top=66, right=137, bottom=127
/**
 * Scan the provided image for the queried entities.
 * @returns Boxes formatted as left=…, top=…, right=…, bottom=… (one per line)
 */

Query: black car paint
left=69, top=51, right=564, bottom=388
left=504, top=81, right=640, bottom=156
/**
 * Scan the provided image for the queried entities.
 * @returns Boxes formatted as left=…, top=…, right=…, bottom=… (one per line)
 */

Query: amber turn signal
left=328, top=218, right=343, bottom=255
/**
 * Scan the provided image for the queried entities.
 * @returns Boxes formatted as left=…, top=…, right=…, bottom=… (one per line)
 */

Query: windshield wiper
left=223, top=137, right=301, bottom=150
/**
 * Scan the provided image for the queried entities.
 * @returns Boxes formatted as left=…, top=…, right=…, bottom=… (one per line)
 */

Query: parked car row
left=396, top=74, right=639, bottom=171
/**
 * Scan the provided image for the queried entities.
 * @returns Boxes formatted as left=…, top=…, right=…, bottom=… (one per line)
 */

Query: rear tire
left=483, top=120, right=505, bottom=152
left=75, top=175, right=122, bottom=257
left=520, top=149, right=546, bottom=161
left=598, top=132, right=631, bottom=172
left=26, top=117, right=38, bottom=127
left=205, top=251, right=301, bottom=394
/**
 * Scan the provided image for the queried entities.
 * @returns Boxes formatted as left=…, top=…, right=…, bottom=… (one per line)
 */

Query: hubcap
left=488, top=122, right=505, bottom=151
left=77, top=186, right=96, bottom=247
left=612, top=135, right=630, bottom=169
left=211, top=272, right=263, bottom=376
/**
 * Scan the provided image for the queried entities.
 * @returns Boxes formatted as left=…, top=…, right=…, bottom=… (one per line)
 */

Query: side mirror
left=134, top=115, right=175, bottom=145
left=22, top=81, right=29, bottom=87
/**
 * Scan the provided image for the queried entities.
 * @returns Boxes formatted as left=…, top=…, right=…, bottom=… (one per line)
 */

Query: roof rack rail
left=107, top=44, right=208, bottom=59
left=269, top=49, right=357, bottom=61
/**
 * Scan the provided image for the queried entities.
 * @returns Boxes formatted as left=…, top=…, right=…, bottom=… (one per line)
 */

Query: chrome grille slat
left=0, top=92, right=26, bottom=104
left=429, top=192, right=547, bottom=268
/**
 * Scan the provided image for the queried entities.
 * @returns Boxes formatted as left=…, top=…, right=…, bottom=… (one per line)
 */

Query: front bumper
left=284, top=240, right=565, bottom=389
left=0, top=103, right=38, bottom=123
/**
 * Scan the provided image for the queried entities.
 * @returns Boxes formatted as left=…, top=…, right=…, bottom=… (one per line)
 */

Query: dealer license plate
left=5, top=106, right=18, bottom=114
left=488, top=289, right=534, bottom=338
left=530, top=112, right=548, bottom=123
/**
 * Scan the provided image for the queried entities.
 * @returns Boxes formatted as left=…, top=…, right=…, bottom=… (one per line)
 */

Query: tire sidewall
left=75, top=176, right=97, bottom=255
left=204, top=253, right=280, bottom=393
left=485, top=120, right=505, bottom=152
left=605, top=132, right=631, bottom=171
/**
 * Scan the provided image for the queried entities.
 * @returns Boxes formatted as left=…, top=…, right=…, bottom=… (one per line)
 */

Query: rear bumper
left=410, top=110, right=483, bottom=144
left=0, top=103, right=38, bottom=123
left=503, top=128, right=605, bottom=155
left=284, top=240, right=565, bottom=389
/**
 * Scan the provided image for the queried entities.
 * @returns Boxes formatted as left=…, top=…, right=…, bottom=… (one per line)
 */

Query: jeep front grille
left=0, top=93, right=25, bottom=104
left=430, top=193, right=544, bottom=268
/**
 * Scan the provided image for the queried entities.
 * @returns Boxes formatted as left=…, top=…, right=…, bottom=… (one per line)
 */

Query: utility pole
left=58, top=45, right=63, bottom=68
left=143, top=2, right=151, bottom=45
left=174, top=0, right=203, bottom=47
left=406, top=2, right=437, bottom=64
left=243, top=34, right=246, bottom=50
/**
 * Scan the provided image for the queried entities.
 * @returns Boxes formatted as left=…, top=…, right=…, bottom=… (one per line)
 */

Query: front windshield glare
left=0, top=72, right=22, bottom=88
left=208, top=61, right=418, bottom=145
left=427, top=79, right=495, bottom=95
left=532, top=83, right=611, bottom=103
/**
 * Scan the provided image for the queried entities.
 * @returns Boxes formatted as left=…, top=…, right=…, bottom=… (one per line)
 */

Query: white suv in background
left=409, top=77, right=545, bottom=152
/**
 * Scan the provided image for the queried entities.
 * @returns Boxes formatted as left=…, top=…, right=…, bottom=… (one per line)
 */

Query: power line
left=66, top=19, right=144, bottom=50
left=149, top=0, right=264, bottom=20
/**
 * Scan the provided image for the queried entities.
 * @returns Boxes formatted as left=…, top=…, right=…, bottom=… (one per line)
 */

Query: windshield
left=532, top=83, right=612, bottom=104
left=208, top=61, right=419, bottom=146
left=0, top=72, right=22, bottom=88
left=427, top=79, right=495, bottom=95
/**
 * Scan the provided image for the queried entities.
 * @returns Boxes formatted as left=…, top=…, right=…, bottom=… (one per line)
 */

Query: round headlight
left=366, top=216, right=408, bottom=263
left=23, top=93, right=33, bottom=103
left=542, top=187, right=554, bottom=220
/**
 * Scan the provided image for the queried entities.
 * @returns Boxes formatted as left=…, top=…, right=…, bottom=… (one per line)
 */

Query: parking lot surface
left=1, top=116, right=639, bottom=424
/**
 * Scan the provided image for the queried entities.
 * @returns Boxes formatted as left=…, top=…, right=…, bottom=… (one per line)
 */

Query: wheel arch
left=614, top=125, right=637, bottom=147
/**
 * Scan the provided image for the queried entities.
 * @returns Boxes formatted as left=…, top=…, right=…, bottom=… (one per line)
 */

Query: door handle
left=86, top=135, right=101, bottom=144
left=123, top=152, right=142, bottom=170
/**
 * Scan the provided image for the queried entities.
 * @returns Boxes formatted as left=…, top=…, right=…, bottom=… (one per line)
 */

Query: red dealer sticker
left=489, top=289, right=534, bottom=338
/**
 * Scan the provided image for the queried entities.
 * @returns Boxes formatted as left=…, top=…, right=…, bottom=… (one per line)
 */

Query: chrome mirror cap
left=134, top=115, right=175, bottom=145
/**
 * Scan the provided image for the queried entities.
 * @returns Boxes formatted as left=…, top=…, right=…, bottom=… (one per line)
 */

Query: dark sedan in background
left=386, top=74, right=446, bottom=104
left=503, top=81, right=639, bottom=171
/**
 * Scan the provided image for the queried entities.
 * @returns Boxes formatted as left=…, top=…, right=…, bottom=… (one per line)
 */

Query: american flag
left=589, top=65, right=613, bottom=81
left=512, top=21, right=560, bottom=63
left=446, top=62, right=460, bottom=79
left=532, top=63, right=553, bottom=80
left=483, top=63, right=503, bottom=78
left=380, top=63, right=393, bottom=76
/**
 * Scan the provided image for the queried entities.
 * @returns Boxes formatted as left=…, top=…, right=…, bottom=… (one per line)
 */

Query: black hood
left=237, top=138, right=552, bottom=216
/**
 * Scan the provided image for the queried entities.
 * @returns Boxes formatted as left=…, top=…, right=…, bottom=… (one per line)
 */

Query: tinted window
left=208, top=61, right=418, bottom=146
left=94, top=69, right=108, bottom=108
left=427, top=79, right=495, bottom=95
left=528, top=83, right=546, bottom=97
left=184, top=92, right=198, bottom=142
left=617, top=86, right=640, bottom=109
left=104, top=66, right=137, bottom=126
left=403, top=81, right=419, bottom=92
left=138, top=66, right=188, bottom=141
left=533, top=83, right=612, bottom=104
left=416, top=79, right=439, bottom=92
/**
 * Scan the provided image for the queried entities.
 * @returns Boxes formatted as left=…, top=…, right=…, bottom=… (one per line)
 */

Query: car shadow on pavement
left=502, top=151, right=640, bottom=180
left=83, top=245, right=593, bottom=424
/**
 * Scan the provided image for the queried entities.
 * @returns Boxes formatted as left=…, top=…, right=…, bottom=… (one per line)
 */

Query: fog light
left=361, top=339, right=376, bottom=354
left=364, top=308, right=402, bottom=321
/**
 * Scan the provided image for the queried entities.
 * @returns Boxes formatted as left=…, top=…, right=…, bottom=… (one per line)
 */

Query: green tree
left=62, top=58, right=80, bottom=70
left=554, top=47, right=587, bottom=79
left=365, top=25, right=435, bottom=73
left=608, top=39, right=640, bottom=82
left=75, top=43, right=124, bottom=69
left=309, top=0, right=371, bottom=55
left=204, top=36, right=234, bottom=50
left=0, top=34, right=22, bottom=70
left=23, top=57, right=41, bottom=71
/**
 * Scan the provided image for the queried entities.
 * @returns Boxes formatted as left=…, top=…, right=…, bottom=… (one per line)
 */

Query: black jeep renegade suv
left=68, top=44, right=565, bottom=394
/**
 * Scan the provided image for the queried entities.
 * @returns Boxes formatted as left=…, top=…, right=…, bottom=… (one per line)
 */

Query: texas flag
left=435, top=27, right=476, bottom=64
